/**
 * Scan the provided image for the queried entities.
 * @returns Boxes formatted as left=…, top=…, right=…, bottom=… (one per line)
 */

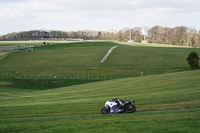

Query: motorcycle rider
left=114, top=98, right=124, bottom=109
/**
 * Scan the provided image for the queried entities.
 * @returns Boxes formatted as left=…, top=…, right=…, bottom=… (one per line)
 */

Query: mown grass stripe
left=1, top=108, right=199, bottom=121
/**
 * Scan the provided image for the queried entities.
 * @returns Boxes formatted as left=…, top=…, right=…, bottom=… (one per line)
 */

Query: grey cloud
left=137, top=0, right=200, bottom=11
left=0, top=0, right=200, bottom=35
left=0, top=0, right=28, bottom=2
left=59, top=0, right=137, bottom=11
left=56, top=0, right=200, bottom=15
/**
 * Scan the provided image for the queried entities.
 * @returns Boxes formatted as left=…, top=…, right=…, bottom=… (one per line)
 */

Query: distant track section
left=101, top=46, right=118, bottom=63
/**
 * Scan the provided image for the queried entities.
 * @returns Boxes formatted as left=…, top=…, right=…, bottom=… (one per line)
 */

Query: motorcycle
left=101, top=98, right=136, bottom=114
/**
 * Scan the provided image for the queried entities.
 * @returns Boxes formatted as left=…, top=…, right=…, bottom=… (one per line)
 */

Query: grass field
left=0, top=70, right=200, bottom=132
left=0, top=41, right=199, bottom=79
left=1, top=70, right=200, bottom=118
left=0, top=41, right=57, bottom=59
left=123, top=41, right=191, bottom=48
left=0, top=110, right=199, bottom=133
left=0, top=41, right=200, bottom=132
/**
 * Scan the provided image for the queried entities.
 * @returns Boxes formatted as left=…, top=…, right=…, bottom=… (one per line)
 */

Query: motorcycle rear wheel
left=125, top=105, right=136, bottom=113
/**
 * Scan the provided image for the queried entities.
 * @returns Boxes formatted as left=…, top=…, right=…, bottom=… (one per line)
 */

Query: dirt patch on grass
left=0, top=52, right=8, bottom=57
left=0, top=81, right=13, bottom=86
left=0, top=52, right=6, bottom=56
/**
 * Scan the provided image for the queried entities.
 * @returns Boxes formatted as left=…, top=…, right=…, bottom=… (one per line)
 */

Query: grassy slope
left=0, top=41, right=56, bottom=62
left=0, top=70, right=200, bottom=132
left=0, top=42, right=199, bottom=79
left=0, top=70, right=199, bottom=118
left=118, top=41, right=192, bottom=47
left=0, top=42, right=118, bottom=78
left=0, top=41, right=200, bottom=132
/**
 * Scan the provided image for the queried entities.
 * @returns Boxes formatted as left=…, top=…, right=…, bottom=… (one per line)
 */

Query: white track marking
left=101, top=46, right=118, bottom=63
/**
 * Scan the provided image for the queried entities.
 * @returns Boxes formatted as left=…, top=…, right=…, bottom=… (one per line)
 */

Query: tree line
left=0, top=25, right=200, bottom=47
left=147, top=26, right=200, bottom=47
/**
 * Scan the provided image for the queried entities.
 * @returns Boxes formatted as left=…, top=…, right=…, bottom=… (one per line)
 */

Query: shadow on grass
left=0, top=79, right=103, bottom=89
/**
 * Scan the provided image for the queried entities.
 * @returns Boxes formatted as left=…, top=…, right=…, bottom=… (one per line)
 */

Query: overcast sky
left=0, top=0, right=200, bottom=35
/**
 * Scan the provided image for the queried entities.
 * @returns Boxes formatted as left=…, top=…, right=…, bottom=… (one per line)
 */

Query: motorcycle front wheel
left=124, top=105, right=136, bottom=113
left=101, top=107, right=110, bottom=114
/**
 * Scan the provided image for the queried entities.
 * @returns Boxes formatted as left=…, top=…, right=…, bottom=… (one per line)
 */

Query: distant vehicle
left=4, top=49, right=11, bottom=52
left=13, top=50, right=20, bottom=53
left=101, top=98, right=136, bottom=114
left=26, top=48, right=31, bottom=52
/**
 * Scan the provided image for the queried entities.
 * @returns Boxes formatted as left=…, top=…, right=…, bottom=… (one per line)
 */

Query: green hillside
left=0, top=41, right=200, bottom=132
left=0, top=70, right=199, bottom=118
left=0, top=42, right=199, bottom=79
left=0, top=70, right=200, bottom=132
